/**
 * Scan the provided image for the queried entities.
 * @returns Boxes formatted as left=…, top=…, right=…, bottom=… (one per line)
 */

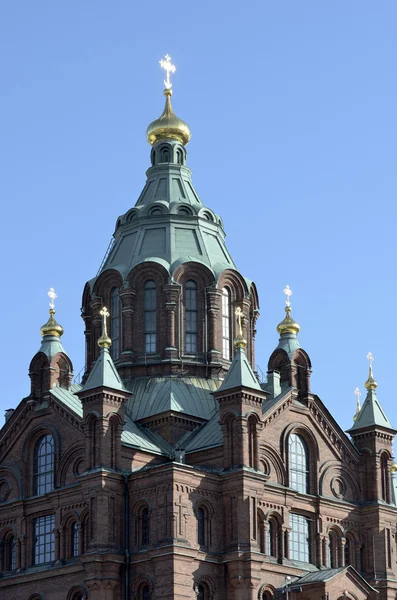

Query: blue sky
left=1, top=1, right=396, bottom=433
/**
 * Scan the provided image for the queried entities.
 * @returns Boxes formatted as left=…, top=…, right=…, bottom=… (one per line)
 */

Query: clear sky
left=1, top=1, right=396, bottom=434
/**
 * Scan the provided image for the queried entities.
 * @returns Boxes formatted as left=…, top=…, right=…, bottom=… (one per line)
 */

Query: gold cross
left=235, top=307, right=244, bottom=338
left=159, top=54, right=176, bottom=89
left=48, top=287, right=57, bottom=310
left=367, top=351, right=374, bottom=374
left=283, top=285, right=292, bottom=307
left=354, top=387, right=361, bottom=412
left=100, top=306, right=110, bottom=337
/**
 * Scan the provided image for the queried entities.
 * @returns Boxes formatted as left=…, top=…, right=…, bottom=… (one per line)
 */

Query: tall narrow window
left=72, top=522, right=79, bottom=557
left=197, top=585, right=205, bottom=600
left=344, top=537, right=350, bottom=566
left=197, top=507, right=205, bottom=546
left=185, top=280, right=198, bottom=353
left=110, top=287, right=121, bottom=360
left=34, top=434, right=54, bottom=495
left=381, top=453, right=390, bottom=502
left=222, top=287, right=231, bottom=360
left=266, top=520, right=276, bottom=557
left=4, top=535, right=16, bottom=571
left=141, top=508, right=150, bottom=546
left=33, top=514, right=55, bottom=565
left=142, top=586, right=150, bottom=600
left=290, top=514, right=310, bottom=563
left=288, top=434, right=309, bottom=493
left=144, top=281, right=156, bottom=353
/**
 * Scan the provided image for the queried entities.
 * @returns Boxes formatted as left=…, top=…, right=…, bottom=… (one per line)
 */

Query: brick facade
left=0, top=92, right=396, bottom=600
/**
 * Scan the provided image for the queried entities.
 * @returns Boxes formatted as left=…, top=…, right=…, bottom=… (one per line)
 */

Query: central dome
left=146, top=89, right=191, bottom=146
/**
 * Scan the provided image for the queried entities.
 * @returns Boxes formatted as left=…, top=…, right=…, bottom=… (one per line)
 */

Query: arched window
left=185, top=280, right=198, bottom=353
left=176, top=148, right=183, bottom=165
left=34, top=434, right=55, bottom=495
left=144, top=281, right=156, bottom=353
left=142, top=586, right=150, bottom=600
left=266, top=519, right=277, bottom=557
left=288, top=433, right=309, bottom=493
left=110, top=287, right=121, bottom=360
left=71, top=522, right=79, bottom=557
left=248, top=415, right=258, bottom=469
left=222, top=287, right=231, bottom=360
left=381, top=453, right=390, bottom=502
left=290, top=513, right=310, bottom=563
left=196, top=585, right=205, bottom=600
left=3, top=534, right=16, bottom=571
left=160, top=146, right=170, bottom=162
left=344, top=536, right=351, bottom=566
left=197, top=507, right=205, bottom=545
left=141, top=507, right=150, bottom=546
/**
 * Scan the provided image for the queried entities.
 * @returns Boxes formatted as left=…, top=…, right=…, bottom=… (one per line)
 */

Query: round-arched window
left=288, top=433, right=308, bottom=493
left=34, top=434, right=55, bottom=495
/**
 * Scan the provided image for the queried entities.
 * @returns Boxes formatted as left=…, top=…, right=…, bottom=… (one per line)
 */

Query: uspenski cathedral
left=0, top=56, right=396, bottom=600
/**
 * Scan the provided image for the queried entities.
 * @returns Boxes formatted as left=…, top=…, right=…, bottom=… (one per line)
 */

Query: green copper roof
left=275, top=332, right=301, bottom=359
left=348, top=388, right=394, bottom=432
left=125, top=377, right=219, bottom=421
left=217, top=348, right=262, bottom=393
left=38, top=335, right=68, bottom=362
left=80, top=347, right=127, bottom=393
left=93, top=143, right=237, bottom=283
left=184, top=412, right=222, bottom=453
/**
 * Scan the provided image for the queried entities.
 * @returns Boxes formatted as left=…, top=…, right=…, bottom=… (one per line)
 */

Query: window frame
left=34, top=434, right=55, bottom=496
left=33, top=514, right=55, bottom=565
left=288, top=433, right=309, bottom=494
left=144, top=281, right=157, bottom=354
left=185, top=280, right=198, bottom=354
left=110, top=287, right=121, bottom=361
left=289, top=513, right=310, bottom=563
left=222, top=287, right=231, bottom=360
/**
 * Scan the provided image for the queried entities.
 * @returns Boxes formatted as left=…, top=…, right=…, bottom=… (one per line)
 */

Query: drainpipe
left=124, top=474, right=130, bottom=600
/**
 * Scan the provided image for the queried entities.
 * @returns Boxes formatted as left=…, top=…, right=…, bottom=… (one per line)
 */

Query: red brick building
left=1, top=64, right=396, bottom=600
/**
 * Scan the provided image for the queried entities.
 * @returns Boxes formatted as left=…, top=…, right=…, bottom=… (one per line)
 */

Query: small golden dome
left=365, top=373, right=377, bottom=390
left=40, top=309, right=64, bottom=338
left=277, top=306, right=300, bottom=336
left=98, top=332, right=112, bottom=349
left=390, top=461, right=397, bottom=473
left=146, top=89, right=191, bottom=146
left=234, top=333, right=247, bottom=350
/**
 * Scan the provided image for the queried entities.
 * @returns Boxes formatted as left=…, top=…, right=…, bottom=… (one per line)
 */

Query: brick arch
left=258, top=444, right=286, bottom=485
left=29, top=352, right=50, bottom=398
left=67, top=585, right=88, bottom=600
left=0, top=523, right=17, bottom=540
left=127, top=261, right=169, bottom=357
left=218, top=269, right=249, bottom=301
left=50, top=352, right=73, bottom=389
left=282, top=422, right=319, bottom=494
left=28, top=595, right=45, bottom=600
left=318, top=461, right=359, bottom=501
left=258, top=584, right=276, bottom=599
left=92, top=268, right=124, bottom=300
left=131, top=574, right=154, bottom=598
left=0, top=464, right=23, bottom=500
left=57, top=442, right=85, bottom=487
left=193, top=498, right=214, bottom=518
left=22, top=424, right=61, bottom=496
left=194, top=575, right=215, bottom=599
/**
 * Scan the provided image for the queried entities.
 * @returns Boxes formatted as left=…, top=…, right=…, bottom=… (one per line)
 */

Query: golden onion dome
left=40, top=309, right=64, bottom=338
left=146, top=89, right=191, bottom=146
left=277, top=306, right=300, bottom=336
left=365, top=371, right=378, bottom=390
left=390, top=461, right=397, bottom=474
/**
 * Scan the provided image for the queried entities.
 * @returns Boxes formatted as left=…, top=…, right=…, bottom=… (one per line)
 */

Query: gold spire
left=146, top=54, right=191, bottom=146
left=365, top=352, right=377, bottom=390
left=40, top=288, right=64, bottom=338
left=276, top=285, right=300, bottom=335
left=98, top=306, right=112, bottom=348
left=353, top=387, right=361, bottom=421
left=234, top=307, right=247, bottom=349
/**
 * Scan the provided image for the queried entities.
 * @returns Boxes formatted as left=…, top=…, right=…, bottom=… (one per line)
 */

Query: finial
left=98, top=306, right=112, bottom=348
left=234, top=307, right=247, bottom=349
left=40, top=287, right=64, bottom=338
left=146, top=54, right=191, bottom=146
left=159, top=54, right=176, bottom=92
left=365, top=351, right=377, bottom=390
left=353, top=387, right=361, bottom=421
left=276, top=285, right=300, bottom=335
